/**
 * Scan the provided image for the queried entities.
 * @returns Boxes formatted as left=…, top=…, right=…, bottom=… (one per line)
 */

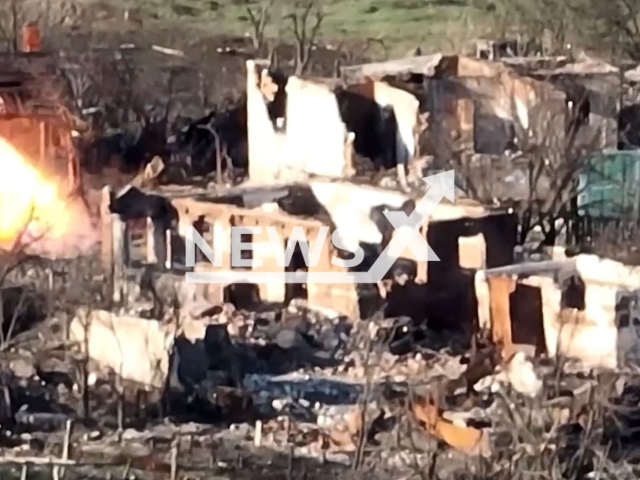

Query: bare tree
left=575, top=0, right=640, bottom=61
left=449, top=90, right=602, bottom=249
left=284, top=0, right=324, bottom=75
left=511, top=101, right=598, bottom=247
left=0, top=210, right=41, bottom=351
left=0, top=0, right=23, bottom=52
left=244, top=0, right=275, bottom=54
left=333, top=35, right=389, bottom=73
left=472, top=0, right=577, bottom=55
left=474, top=0, right=640, bottom=61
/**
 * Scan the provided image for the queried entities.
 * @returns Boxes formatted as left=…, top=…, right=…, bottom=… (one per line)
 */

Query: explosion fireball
left=0, top=136, right=96, bottom=255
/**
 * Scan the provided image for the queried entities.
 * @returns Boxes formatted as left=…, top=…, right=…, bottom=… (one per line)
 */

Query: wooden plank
left=487, top=274, right=515, bottom=348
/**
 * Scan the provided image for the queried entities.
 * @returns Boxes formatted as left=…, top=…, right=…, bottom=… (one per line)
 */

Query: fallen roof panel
left=340, top=53, right=443, bottom=82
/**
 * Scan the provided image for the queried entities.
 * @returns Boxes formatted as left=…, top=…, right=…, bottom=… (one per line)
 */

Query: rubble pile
left=1, top=285, right=640, bottom=479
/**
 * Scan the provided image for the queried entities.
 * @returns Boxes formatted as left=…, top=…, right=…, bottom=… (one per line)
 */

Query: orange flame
left=0, top=136, right=77, bottom=248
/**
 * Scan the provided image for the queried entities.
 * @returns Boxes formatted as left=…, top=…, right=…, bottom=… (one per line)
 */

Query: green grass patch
left=113, top=0, right=492, bottom=55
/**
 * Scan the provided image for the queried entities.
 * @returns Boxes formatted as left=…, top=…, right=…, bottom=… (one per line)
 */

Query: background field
left=80, top=0, right=493, bottom=58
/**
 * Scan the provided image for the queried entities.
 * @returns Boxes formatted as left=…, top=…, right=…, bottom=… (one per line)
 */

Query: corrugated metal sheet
left=577, top=149, right=640, bottom=219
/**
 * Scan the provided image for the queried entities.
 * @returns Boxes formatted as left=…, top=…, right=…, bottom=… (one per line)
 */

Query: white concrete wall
left=70, top=309, right=215, bottom=390
left=474, top=270, right=491, bottom=331
left=477, top=255, right=640, bottom=369
left=372, top=81, right=420, bottom=165
left=283, top=77, right=348, bottom=179
left=246, top=60, right=349, bottom=183
left=71, top=309, right=174, bottom=389
left=522, top=275, right=619, bottom=369
left=246, top=60, right=281, bottom=182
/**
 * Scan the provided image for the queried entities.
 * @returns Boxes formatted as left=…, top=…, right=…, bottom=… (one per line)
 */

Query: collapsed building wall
left=246, top=60, right=424, bottom=183
left=427, top=56, right=566, bottom=157
left=100, top=179, right=518, bottom=324
left=342, top=54, right=614, bottom=163
left=540, top=74, right=618, bottom=149
left=306, top=180, right=516, bottom=283
left=70, top=307, right=225, bottom=390
left=247, top=54, right=586, bottom=181
left=171, top=196, right=359, bottom=318
left=71, top=309, right=174, bottom=389
left=343, top=80, right=420, bottom=171
left=519, top=58, right=620, bottom=150
left=102, top=185, right=361, bottom=319
left=424, top=80, right=474, bottom=157
left=246, top=59, right=352, bottom=182
left=476, top=254, right=640, bottom=368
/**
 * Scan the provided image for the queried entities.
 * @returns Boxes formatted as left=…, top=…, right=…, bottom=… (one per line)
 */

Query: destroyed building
left=0, top=53, right=80, bottom=190
left=95, top=56, right=528, bottom=331
left=475, top=254, right=640, bottom=369
left=336, top=54, right=625, bottom=212
left=98, top=52, right=628, bottom=344
left=75, top=49, right=640, bottom=400
left=101, top=180, right=518, bottom=323
left=341, top=54, right=573, bottom=158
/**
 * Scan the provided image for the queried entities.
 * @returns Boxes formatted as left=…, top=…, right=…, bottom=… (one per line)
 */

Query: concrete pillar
left=416, top=223, right=428, bottom=284
left=165, top=229, right=173, bottom=270
left=112, top=215, right=127, bottom=304
left=147, top=218, right=167, bottom=267
left=307, top=230, right=360, bottom=319
left=216, top=217, right=232, bottom=270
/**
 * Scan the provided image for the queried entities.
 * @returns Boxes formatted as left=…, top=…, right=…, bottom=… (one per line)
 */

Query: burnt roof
left=0, top=52, right=70, bottom=118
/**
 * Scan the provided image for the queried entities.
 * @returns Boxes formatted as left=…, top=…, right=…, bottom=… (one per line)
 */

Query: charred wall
left=335, top=86, right=396, bottom=168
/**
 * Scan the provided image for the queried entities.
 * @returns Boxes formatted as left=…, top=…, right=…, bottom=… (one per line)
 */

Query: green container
left=577, top=149, right=640, bottom=219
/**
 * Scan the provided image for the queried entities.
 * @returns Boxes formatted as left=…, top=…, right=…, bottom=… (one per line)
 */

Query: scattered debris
left=410, top=395, right=491, bottom=456
left=151, top=45, right=186, bottom=58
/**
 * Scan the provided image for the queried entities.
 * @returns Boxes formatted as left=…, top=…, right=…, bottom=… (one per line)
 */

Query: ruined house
left=83, top=49, right=640, bottom=396
left=246, top=59, right=425, bottom=185
left=69, top=51, right=640, bottom=396
left=342, top=54, right=620, bottom=162
left=505, top=56, right=620, bottom=149
left=476, top=254, right=640, bottom=368
left=0, top=53, right=80, bottom=189
left=101, top=180, right=517, bottom=322
left=92, top=177, right=519, bottom=389
left=246, top=54, right=569, bottom=182
left=96, top=55, right=525, bottom=332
